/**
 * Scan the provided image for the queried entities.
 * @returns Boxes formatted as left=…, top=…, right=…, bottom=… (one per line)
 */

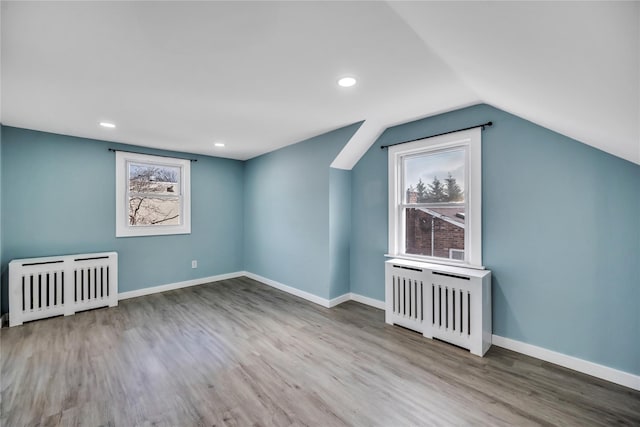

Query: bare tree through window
left=128, top=163, right=181, bottom=226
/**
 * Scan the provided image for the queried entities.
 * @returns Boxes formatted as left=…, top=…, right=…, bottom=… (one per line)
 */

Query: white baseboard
left=242, top=272, right=386, bottom=310
left=349, top=293, right=385, bottom=310
left=118, top=271, right=244, bottom=300
left=329, top=293, right=352, bottom=307
left=492, top=335, right=640, bottom=391
left=242, top=271, right=339, bottom=308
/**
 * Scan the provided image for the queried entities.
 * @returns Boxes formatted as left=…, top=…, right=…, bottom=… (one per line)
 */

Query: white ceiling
left=2, top=1, right=638, bottom=165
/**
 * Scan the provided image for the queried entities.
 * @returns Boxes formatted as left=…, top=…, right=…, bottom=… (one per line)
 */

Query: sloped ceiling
left=1, top=1, right=638, bottom=165
left=387, top=1, right=640, bottom=166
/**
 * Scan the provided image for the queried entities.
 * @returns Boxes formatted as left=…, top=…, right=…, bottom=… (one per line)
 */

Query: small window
left=388, top=128, right=482, bottom=267
left=115, top=152, right=191, bottom=237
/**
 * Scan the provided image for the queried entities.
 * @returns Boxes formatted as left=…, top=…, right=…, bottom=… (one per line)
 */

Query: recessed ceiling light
left=214, top=142, right=225, bottom=148
left=99, top=122, right=116, bottom=128
left=337, top=76, right=357, bottom=88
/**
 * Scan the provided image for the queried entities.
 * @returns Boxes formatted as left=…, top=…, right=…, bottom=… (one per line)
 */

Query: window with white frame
left=115, top=151, right=191, bottom=237
left=388, top=128, right=482, bottom=267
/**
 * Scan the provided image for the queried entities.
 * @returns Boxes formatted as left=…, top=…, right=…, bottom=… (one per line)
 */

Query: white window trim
left=387, top=127, right=483, bottom=269
left=115, top=151, right=191, bottom=237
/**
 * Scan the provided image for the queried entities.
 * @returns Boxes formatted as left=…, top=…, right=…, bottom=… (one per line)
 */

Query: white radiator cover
left=385, top=258, right=491, bottom=356
left=9, top=252, right=118, bottom=327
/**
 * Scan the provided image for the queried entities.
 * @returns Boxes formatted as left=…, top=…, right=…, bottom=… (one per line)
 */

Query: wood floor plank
left=2, top=277, right=639, bottom=426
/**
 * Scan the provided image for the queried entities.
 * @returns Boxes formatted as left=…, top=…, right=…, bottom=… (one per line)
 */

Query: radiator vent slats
left=391, top=275, right=423, bottom=324
left=432, top=284, right=471, bottom=336
left=21, top=267, right=114, bottom=308
left=20, top=271, right=65, bottom=312
left=432, top=271, right=470, bottom=280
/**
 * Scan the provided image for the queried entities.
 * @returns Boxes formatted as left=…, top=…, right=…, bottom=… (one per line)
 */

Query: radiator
left=385, top=259, right=491, bottom=356
left=9, top=252, right=118, bottom=327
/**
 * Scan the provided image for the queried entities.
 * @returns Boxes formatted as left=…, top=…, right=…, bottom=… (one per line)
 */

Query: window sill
left=116, top=225, right=191, bottom=238
left=384, top=253, right=486, bottom=271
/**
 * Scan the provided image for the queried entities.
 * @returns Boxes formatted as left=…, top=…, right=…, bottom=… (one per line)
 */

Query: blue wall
left=243, top=123, right=360, bottom=300
left=350, top=104, right=640, bottom=375
left=329, top=168, right=351, bottom=299
left=0, top=126, right=245, bottom=311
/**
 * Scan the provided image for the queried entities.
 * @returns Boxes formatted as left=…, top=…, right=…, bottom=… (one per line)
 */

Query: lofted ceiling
left=1, top=1, right=638, bottom=165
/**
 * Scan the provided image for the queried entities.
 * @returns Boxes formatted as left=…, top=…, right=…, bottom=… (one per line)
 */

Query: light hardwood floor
left=1, top=277, right=639, bottom=426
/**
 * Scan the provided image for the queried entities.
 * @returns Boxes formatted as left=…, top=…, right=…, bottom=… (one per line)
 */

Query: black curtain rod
left=108, top=148, right=198, bottom=162
left=380, top=121, right=493, bottom=150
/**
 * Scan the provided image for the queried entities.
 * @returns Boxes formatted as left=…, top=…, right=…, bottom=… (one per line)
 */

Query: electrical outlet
left=191, top=260, right=197, bottom=269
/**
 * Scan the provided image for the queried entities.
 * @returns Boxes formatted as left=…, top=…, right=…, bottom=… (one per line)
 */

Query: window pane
left=129, top=196, right=180, bottom=226
left=129, top=163, right=180, bottom=194
left=405, top=207, right=465, bottom=259
left=404, top=149, right=465, bottom=203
